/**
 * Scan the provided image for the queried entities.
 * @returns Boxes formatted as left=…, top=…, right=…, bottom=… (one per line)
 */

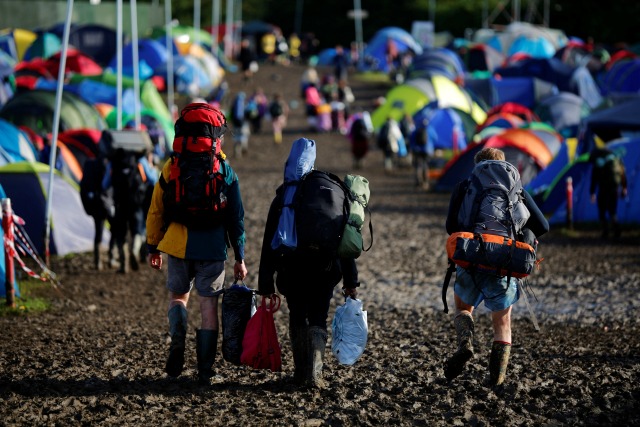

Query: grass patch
left=0, top=277, right=53, bottom=316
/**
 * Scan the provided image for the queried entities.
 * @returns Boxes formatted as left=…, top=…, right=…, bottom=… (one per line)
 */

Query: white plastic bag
left=331, top=297, right=368, bottom=365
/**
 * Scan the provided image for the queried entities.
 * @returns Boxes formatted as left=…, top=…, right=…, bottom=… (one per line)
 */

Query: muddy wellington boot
left=166, top=305, right=188, bottom=377
left=289, top=325, right=309, bottom=385
left=489, top=341, right=512, bottom=387
left=307, top=326, right=328, bottom=389
left=444, top=313, right=475, bottom=381
left=196, top=329, right=218, bottom=385
left=93, top=245, right=103, bottom=271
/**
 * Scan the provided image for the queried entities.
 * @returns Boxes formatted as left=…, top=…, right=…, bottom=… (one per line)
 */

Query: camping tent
left=0, top=119, right=39, bottom=166
left=0, top=89, right=106, bottom=134
left=576, top=97, right=640, bottom=155
left=545, top=138, right=640, bottom=225
left=435, top=128, right=552, bottom=192
left=0, top=161, right=105, bottom=256
left=534, top=92, right=591, bottom=136
left=406, top=48, right=465, bottom=82
left=371, top=75, right=486, bottom=129
left=360, top=27, right=423, bottom=73
left=464, top=76, right=557, bottom=109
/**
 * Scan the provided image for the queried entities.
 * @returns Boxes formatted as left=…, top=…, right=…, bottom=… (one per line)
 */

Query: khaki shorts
left=167, top=255, right=225, bottom=297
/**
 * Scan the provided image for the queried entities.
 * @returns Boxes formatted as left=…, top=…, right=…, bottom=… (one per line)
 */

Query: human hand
left=342, top=287, right=358, bottom=300
left=622, top=188, right=628, bottom=199
left=234, top=260, right=248, bottom=281
left=590, top=194, right=596, bottom=204
left=149, top=253, right=162, bottom=270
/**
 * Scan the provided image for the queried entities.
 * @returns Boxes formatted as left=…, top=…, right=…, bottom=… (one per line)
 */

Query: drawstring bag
left=221, top=281, right=257, bottom=365
left=331, top=297, right=368, bottom=365
left=240, top=295, right=282, bottom=372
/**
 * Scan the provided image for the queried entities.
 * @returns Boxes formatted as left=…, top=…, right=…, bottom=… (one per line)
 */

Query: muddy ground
left=1, top=61, right=639, bottom=426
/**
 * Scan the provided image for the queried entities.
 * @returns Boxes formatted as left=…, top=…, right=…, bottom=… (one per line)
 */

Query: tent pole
left=117, top=0, right=123, bottom=130
left=212, top=0, right=220, bottom=57
left=44, top=0, right=74, bottom=266
left=131, top=0, right=142, bottom=129
left=224, top=0, right=233, bottom=59
left=165, top=0, right=175, bottom=119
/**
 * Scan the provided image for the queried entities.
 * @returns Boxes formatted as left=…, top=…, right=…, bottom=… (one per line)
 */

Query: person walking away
left=80, top=153, right=115, bottom=270
left=347, top=111, right=372, bottom=169
left=238, top=39, right=257, bottom=83
left=269, top=92, right=288, bottom=144
left=146, top=103, right=248, bottom=384
left=444, top=147, right=549, bottom=387
left=230, top=92, right=251, bottom=158
left=410, top=122, right=430, bottom=189
left=589, top=147, right=628, bottom=238
left=377, top=117, right=402, bottom=173
left=258, top=138, right=360, bottom=388
left=332, top=44, right=350, bottom=83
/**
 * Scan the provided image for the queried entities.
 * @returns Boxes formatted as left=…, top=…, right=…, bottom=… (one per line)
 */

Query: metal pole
left=194, top=0, right=201, bottom=46
left=544, top=0, right=550, bottom=27
left=212, top=0, right=220, bottom=55
left=131, top=0, right=142, bottom=129
left=165, top=0, right=175, bottom=119
left=294, top=0, right=303, bottom=36
left=429, top=0, right=436, bottom=29
left=2, top=199, right=15, bottom=308
left=116, top=0, right=123, bottom=129
left=234, top=0, right=242, bottom=58
left=224, top=0, right=233, bottom=58
left=353, top=0, right=363, bottom=67
left=44, top=0, right=73, bottom=265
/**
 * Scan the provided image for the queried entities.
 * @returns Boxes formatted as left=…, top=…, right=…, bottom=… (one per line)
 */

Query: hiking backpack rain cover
left=160, top=103, right=229, bottom=229
left=446, top=160, right=538, bottom=278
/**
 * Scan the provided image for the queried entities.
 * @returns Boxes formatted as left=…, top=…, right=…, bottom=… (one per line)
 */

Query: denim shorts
left=167, top=256, right=225, bottom=297
left=453, top=266, right=520, bottom=312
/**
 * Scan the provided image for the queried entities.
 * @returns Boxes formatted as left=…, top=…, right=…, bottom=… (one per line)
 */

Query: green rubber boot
left=444, top=313, right=474, bottom=380
left=307, top=326, right=327, bottom=389
left=166, top=305, right=188, bottom=377
left=489, top=341, right=512, bottom=387
left=196, top=329, right=218, bottom=385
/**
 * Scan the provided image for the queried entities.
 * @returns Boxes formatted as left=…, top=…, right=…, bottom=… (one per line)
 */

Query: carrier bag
left=331, top=297, right=368, bottom=365
left=221, top=282, right=257, bottom=365
left=240, top=295, right=282, bottom=372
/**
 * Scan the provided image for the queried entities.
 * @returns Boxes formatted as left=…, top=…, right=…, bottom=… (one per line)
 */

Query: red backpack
left=160, top=103, right=230, bottom=229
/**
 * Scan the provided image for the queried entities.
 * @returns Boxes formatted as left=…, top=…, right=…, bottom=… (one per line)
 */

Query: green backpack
left=337, top=175, right=373, bottom=259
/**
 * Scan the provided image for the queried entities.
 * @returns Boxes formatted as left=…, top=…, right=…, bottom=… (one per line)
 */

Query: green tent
left=0, top=89, right=106, bottom=134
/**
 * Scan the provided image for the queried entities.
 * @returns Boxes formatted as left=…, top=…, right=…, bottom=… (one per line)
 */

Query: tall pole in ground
left=44, top=0, right=73, bottom=266
left=353, top=0, right=363, bottom=67
left=116, top=0, right=123, bottom=129
left=165, top=0, right=175, bottom=119
left=131, top=0, right=142, bottom=129
left=194, top=0, right=201, bottom=45
left=224, top=0, right=234, bottom=59
left=212, top=0, right=220, bottom=56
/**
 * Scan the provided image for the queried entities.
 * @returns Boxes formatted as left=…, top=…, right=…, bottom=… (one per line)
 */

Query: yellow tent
left=1, top=28, right=37, bottom=61
left=371, top=75, right=487, bottom=129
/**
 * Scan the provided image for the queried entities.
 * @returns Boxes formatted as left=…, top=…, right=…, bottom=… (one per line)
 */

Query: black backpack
left=291, top=170, right=351, bottom=255
left=110, top=150, right=147, bottom=208
left=80, top=158, right=113, bottom=217
left=350, top=118, right=369, bottom=140
left=269, top=101, right=284, bottom=118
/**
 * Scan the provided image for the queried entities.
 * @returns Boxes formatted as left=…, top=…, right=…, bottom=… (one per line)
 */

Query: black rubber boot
left=444, top=313, right=475, bottom=381
left=166, top=305, right=188, bottom=377
left=289, top=324, right=309, bottom=385
left=489, top=341, right=512, bottom=387
left=196, top=329, right=218, bottom=385
left=307, top=326, right=327, bottom=389
left=93, top=245, right=102, bottom=271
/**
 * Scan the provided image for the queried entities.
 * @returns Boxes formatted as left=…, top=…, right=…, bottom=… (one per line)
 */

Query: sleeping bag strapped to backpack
left=160, top=103, right=229, bottom=229
left=446, top=160, right=538, bottom=278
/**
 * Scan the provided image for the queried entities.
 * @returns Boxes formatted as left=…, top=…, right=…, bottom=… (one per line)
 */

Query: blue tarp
left=271, top=138, right=316, bottom=251
left=360, top=27, right=423, bottom=73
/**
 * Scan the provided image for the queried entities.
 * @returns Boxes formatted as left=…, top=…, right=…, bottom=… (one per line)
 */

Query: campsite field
left=1, top=62, right=639, bottom=426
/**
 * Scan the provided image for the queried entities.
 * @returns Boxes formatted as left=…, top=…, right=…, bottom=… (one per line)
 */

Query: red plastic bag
left=240, top=295, right=282, bottom=372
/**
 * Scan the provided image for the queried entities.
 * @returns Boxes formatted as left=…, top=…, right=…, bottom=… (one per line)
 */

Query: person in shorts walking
left=444, top=147, right=549, bottom=386
left=146, top=107, right=248, bottom=384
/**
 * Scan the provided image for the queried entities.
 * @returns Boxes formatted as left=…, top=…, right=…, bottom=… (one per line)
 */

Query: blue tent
left=108, top=39, right=168, bottom=80
left=68, top=24, right=118, bottom=67
left=412, top=107, right=467, bottom=154
left=534, top=92, right=591, bottom=136
left=361, top=27, right=423, bottom=73
left=598, top=59, right=640, bottom=97
left=0, top=119, right=39, bottom=166
left=577, top=98, right=640, bottom=155
left=0, top=162, right=105, bottom=256
left=547, top=138, right=640, bottom=225
left=507, top=35, right=556, bottom=59
left=464, top=76, right=557, bottom=109
left=407, top=48, right=465, bottom=82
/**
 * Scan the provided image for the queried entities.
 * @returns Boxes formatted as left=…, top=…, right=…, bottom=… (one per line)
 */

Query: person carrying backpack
left=146, top=103, right=248, bottom=385
left=589, top=147, right=628, bottom=239
left=444, top=147, right=549, bottom=387
left=258, top=138, right=361, bottom=389
left=269, top=92, right=288, bottom=144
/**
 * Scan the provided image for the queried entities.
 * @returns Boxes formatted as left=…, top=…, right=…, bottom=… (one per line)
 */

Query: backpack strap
left=442, top=260, right=456, bottom=313
left=363, top=205, right=373, bottom=252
